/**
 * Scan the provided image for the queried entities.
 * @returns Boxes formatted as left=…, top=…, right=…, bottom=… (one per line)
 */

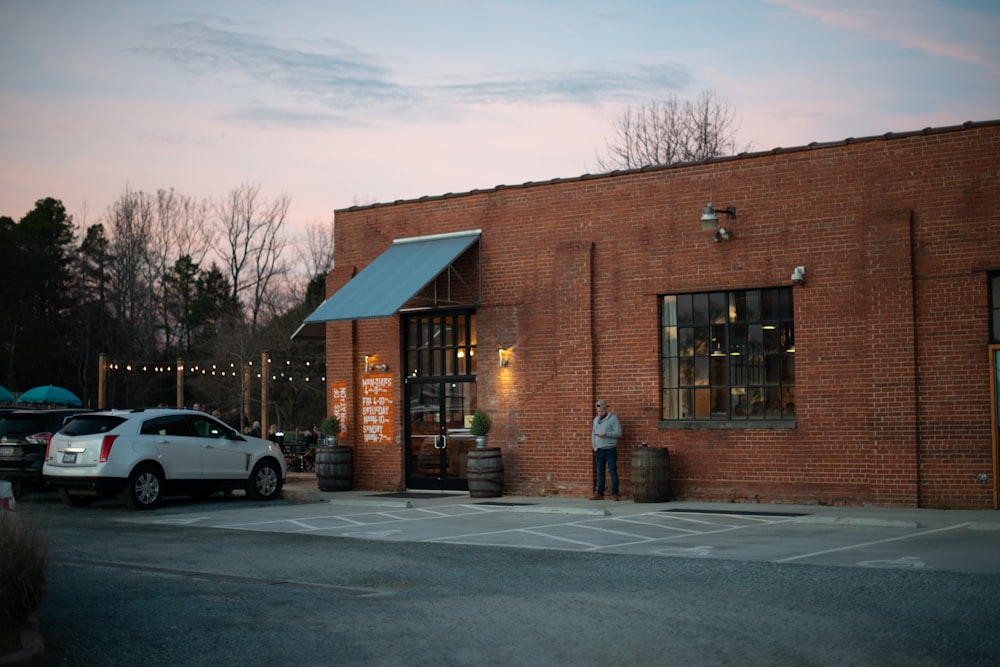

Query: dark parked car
left=0, top=409, right=89, bottom=495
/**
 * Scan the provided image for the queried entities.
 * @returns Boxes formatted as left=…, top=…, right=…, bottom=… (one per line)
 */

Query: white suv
left=43, top=408, right=287, bottom=510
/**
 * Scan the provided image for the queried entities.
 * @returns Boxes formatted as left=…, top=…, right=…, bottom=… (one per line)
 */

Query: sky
left=1, top=0, right=998, bottom=237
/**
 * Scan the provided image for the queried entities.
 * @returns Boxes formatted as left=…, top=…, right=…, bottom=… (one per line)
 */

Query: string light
left=104, top=355, right=326, bottom=383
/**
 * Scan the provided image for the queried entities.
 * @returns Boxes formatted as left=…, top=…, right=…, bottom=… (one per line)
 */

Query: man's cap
left=595, top=399, right=608, bottom=409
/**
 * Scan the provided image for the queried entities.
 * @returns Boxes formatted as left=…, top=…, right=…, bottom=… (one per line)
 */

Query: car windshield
left=59, top=414, right=127, bottom=436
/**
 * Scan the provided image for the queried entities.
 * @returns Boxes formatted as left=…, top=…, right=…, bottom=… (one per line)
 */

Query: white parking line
left=775, top=523, right=971, bottom=563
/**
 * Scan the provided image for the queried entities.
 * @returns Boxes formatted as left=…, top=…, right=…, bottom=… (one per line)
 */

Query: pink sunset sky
left=1, top=0, right=997, bottom=239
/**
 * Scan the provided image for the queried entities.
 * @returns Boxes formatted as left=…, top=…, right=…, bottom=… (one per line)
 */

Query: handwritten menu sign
left=361, top=373, right=393, bottom=445
left=329, top=381, right=348, bottom=438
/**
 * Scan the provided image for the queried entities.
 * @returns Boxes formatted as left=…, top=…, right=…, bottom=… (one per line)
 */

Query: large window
left=661, top=288, right=795, bottom=422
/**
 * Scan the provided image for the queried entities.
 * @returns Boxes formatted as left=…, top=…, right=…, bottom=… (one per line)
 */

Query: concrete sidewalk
left=280, top=472, right=1000, bottom=531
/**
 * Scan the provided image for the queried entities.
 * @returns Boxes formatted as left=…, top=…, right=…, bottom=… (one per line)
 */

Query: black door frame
left=402, top=310, right=477, bottom=491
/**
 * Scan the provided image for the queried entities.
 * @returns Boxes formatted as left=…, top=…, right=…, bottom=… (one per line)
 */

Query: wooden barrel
left=316, top=445, right=352, bottom=492
left=467, top=448, right=504, bottom=498
left=631, top=446, right=671, bottom=502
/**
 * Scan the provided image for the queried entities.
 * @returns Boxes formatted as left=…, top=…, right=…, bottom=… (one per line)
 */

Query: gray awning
left=292, top=229, right=480, bottom=339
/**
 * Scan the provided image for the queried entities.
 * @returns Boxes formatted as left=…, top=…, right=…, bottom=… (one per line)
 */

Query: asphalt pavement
left=120, top=472, right=1000, bottom=574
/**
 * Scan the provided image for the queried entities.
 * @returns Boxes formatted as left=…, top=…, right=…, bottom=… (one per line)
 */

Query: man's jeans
left=595, top=447, right=619, bottom=496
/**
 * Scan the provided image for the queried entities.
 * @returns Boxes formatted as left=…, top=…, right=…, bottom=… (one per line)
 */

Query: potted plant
left=469, top=409, right=492, bottom=449
left=319, top=414, right=341, bottom=446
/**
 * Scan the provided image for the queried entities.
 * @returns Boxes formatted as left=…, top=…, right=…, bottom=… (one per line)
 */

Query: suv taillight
left=32, top=432, right=55, bottom=458
left=100, top=435, right=118, bottom=462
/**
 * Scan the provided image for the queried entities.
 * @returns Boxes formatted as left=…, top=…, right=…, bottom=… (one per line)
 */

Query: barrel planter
left=631, top=446, right=671, bottom=502
left=467, top=447, right=504, bottom=498
left=316, top=444, right=353, bottom=491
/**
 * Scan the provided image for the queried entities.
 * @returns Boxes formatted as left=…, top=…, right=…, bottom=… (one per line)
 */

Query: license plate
left=0, top=446, right=13, bottom=457
left=62, top=452, right=77, bottom=464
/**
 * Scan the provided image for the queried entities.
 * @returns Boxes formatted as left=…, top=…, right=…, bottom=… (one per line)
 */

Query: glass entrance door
left=403, top=311, right=477, bottom=491
left=407, top=380, right=477, bottom=490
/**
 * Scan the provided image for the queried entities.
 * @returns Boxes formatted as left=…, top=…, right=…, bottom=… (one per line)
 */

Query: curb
left=793, top=515, right=922, bottom=529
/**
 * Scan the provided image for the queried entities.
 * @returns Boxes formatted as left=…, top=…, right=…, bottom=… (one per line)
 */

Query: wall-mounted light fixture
left=498, top=347, right=511, bottom=368
left=700, top=202, right=736, bottom=241
left=700, top=202, right=736, bottom=229
left=364, top=355, right=375, bottom=373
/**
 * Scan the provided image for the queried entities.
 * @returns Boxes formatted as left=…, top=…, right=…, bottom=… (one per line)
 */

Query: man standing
left=590, top=399, right=622, bottom=500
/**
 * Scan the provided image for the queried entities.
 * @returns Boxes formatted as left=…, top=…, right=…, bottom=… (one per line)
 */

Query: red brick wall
left=326, top=122, right=1000, bottom=508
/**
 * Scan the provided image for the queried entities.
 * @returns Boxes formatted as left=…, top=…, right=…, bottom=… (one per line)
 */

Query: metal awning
left=292, top=229, right=481, bottom=339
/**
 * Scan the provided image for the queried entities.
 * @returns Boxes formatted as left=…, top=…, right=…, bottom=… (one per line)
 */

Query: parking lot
left=123, top=488, right=1000, bottom=574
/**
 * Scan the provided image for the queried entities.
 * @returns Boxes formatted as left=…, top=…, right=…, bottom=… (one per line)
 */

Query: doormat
left=476, top=501, right=537, bottom=507
left=368, top=493, right=454, bottom=499
left=661, top=508, right=810, bottom=517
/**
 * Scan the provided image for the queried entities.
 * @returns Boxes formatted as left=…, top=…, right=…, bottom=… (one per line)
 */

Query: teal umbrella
left=16, top=385, right=82, bottom=407
left=0, top=385, right=13, bottom=402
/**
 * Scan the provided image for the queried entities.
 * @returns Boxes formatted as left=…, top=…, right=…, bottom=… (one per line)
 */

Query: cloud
left=140, top=21, right=689, bottom=126
left=764, top=0, right=1000, bottom=75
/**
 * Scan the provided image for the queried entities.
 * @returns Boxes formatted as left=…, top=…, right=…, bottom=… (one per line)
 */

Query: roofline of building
left=337, top=119, right=1000, bottom=214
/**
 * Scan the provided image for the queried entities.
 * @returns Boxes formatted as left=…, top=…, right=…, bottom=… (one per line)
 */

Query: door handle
left=435, top=434, right=447, bottom=450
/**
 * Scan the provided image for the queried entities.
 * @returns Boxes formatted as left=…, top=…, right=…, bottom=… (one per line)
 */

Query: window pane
left=680, top=388, right=694, bottom=418
left=694, top=388, right=711, bottom=419
left=731, top=292, right=746, bottom=322
left=710, top=355, right=727, bottom=386
left=710, top=324, right=726, bottom=356
left=663, top=388, right=680, bottom=419
left=679, top=357, right=695, bottom=385
left=694, top=326, right=710, bottom=356
left=662, top=357, right=678, bottom=389
left=764, top=354, right=782, bottom=384
left=782, top=352, right=795, bottom=384
left=761, top=289, right=779, bottom=321
left=662, top=326, right=678, bottom=356
left=662, top=296, right=677, bottom=326
left=763, top=326, right=780, bottom=354
left=711, top=387, right=728, bottom=418
left=709, top=292, right=727, bottom=324
left=731, top=389, right=749, bottom=418
left=694, top=356, right=710, bottom=386
left=676, top=294, right=693, bottom=325
left=745, top=290, right=761, bottom=322
left=747, top=387, right=765, bottom=418
left=748, top=324, right=763, bottom=355
left=765, top=388, right=783, bottom=418
left=678, top=327, right=694, bottom=356
left=692, top=293, right=709, bottom=325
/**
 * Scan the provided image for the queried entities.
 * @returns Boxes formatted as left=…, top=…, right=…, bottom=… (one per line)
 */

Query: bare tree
left=597, top=89, right=748, bottom=171
left=149, top=188, right=212, bottom=356
left=212, top=183, right=291, bottom=332
left=299, top=220, right=334, bottom=282
left=105, top=186, right=156, bottom=362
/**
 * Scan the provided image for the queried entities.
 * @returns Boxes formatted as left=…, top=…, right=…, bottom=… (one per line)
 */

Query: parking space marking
left=775, top=522, right=971, bottom=563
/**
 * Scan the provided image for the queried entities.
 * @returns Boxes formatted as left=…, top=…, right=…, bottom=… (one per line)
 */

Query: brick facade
left=321, top=120, right=1000, bottom=509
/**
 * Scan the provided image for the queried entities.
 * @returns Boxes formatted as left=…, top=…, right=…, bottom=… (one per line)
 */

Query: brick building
left=300, top=119, right=1000, bottom=509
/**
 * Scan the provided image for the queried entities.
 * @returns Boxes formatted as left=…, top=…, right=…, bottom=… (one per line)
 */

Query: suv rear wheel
left=124, top=464, right=164, bottom=510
